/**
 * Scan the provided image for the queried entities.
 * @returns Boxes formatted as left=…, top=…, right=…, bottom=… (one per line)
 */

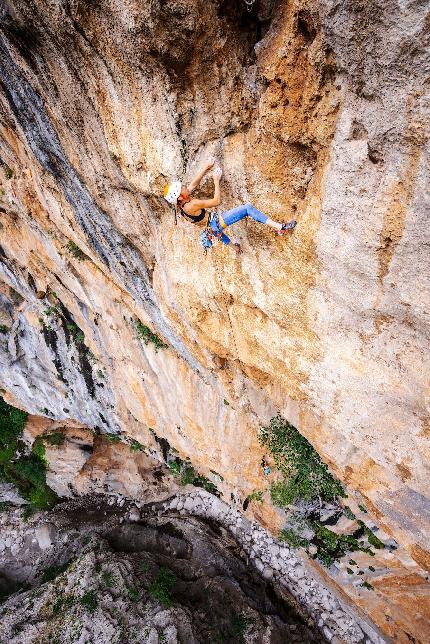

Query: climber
left=163, top=158, right=296, bottom=253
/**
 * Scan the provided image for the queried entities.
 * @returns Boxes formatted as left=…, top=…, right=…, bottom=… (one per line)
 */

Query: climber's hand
left=233, top=243, right=242, bottom=255
left=214, top=166, right=222, bottom=180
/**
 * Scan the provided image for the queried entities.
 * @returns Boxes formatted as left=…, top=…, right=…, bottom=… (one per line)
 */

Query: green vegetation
left=168, top=460, right=181, bottom=475
left=279, top=528, right=310, bottom=549
left=65, top=323, right=85, bottom=345
left=44, top=306, right=60, bottom=318
left=65, top=241, right=86, bottom=260
left=139, top=561, right=150, bottom=573
left=41, top=561, right=70, bottom=583
left=149, top=427, right=220, bottom=496
left=43, top=431, right=65, bottom=446
left=31, top=438, right=47, bottom=463
left=343, top=505, right=356, bottom=520
left=102, top=571, right=115, bottom=587
left=22, top=505, right=36, bottom=520
left=270, top=481, right=296, bottom=508
left=279, top=514, right=383, bottom=568
left=38, top=300, right=86, bottom=351
left=168, top=457, right=220, bottom=495
left=361, top=581, right=374, bottom=590
left=0, top=501, right=12, bottom=512
left=80, top=590, right=98, bottom=612
left=278, top=509, right=383, bottom=568
left=127, top=584, right=140, bottom=601
left=0, top=325, right=9, bottom=334
left=180, top=463, right=197, bottom=485
left=259, top=415, right=345, bottom=507
left=53, top=593, right=75, bottom=615
left=103, top=433, right=122, bottom=444
left=361, top=523, right=384, bottom=549
left=0, top=397, right=57, bottom=511
left=3, top=163, right=13, bottom=179
left=229, top=613, right=252, bottom=643
left=261, top=416, right=386, bottom=567
left=312, top=524, right=362, bottom=568
left=247, top=490, right=263, bottom=504
left=193, top=475, right=220, bottom=496
left=129, top=439, right=144, bottom=452
left=136, top=320, right=168, bottom=352
left=358, top=503, right=368, bottom=513
left=346, top=568, right=354, bottom=575
left=210, top=469, right=224, bottom=481
left=279, top=513, right=311, bottom=548
left=148, top=568, right=176, bottom=607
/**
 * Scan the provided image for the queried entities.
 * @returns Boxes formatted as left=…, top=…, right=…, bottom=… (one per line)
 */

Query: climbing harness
left=200, top=228, right=214, bottom=249
left=200, top=211, right=223, bottom=251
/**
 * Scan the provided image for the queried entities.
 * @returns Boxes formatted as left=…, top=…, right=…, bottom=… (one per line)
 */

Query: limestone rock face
left=0, top=0, right=429, bottom=641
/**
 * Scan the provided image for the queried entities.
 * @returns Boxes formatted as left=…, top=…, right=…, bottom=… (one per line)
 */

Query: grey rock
left=128, top=507, right=140, bottom=522
left=262, top=566, right=274, bottom=581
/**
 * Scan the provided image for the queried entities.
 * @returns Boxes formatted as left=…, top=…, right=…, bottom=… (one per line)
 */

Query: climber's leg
left=221, top=204, right=267, bottom=227
left=241, top=203, right=268, bottom=223
left=221, top=203, right=296, bottom=234
left=241, top=205, right=296, bottom=234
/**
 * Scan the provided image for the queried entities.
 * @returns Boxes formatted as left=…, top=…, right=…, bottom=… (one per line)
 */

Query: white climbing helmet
left=163, top=180, right=182, bottom=205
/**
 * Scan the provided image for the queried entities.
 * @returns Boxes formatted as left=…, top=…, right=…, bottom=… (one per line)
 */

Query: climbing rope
left=210, top=139, right=242, bottom=363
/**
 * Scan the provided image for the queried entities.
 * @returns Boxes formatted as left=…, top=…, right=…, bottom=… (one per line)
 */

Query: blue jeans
left=211, top=203, right=268, bottom=244
left=222, top=203, right=268, bottom=226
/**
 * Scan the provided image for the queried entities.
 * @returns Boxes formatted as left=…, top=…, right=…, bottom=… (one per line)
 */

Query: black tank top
left=179, top=207, right=206, bottom=223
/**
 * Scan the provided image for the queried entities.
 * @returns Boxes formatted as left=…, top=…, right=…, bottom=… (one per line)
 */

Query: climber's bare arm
left=187, top=158, right=215, bottom=193
left=188, top=170, right=221, bottom=210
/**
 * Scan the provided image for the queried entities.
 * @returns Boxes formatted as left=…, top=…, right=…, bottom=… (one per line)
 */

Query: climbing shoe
left=278, top=220, right=297, bottom=235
